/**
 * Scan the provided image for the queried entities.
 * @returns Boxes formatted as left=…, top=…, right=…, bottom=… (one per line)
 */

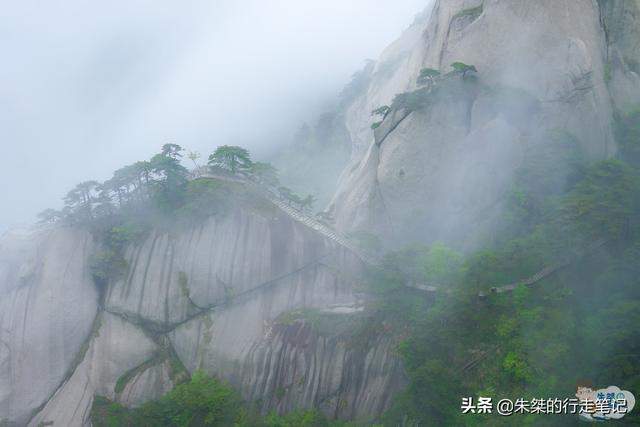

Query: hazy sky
left=1, top=0, right=427, bottom=230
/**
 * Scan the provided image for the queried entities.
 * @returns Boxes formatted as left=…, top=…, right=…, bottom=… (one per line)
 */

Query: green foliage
left=150, top=144, right=189, bottom=211
left=208, top=145, right=252, bottom=174
left=92, top=371, right=352, bottom=427
left=178, top=179, right=234, bottom=221
left=88, top=222, right=148, bottom=288
left=264, top=409, right=331, bottom=427
left=276, top=186, right=314, bottom=210
left=89, top=249, right=128, bottom=288
left=381, top=154, right=640, bottom=426
left=62, top=180, right=101, bottom=223
left=250, top=161, right=280, bottom=187
left=392, top=75, right=477, bottom=112
left=391, top=87, right=432, bottom=112
left=370, top=107, right=388, bottom=129
left=93, top=370, right=245, bottom=426
left=452, top=4, right=483, bottom=20
left=375, top=243, right=463, bottom=287
left=416, top=68, right=440, bottom=85
left=561, top=159, right=639, bottom=242
left=370, top=105, right=391, bottom=118
left=451, top=62, right=478, bottom=74
left=107, top=223, right=149, bottom=247
left=37, top=208, right=62, bottom=224
left=423, top=243, right=463, bottom=284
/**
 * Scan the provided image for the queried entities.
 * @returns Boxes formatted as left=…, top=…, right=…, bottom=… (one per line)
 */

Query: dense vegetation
left=49, top=101, right=640, bottom=425
left=369, top=108, right=640, bottom=425
left=38, top=143, right=313, bottom=290
left=91, top=371, right=357, bottom=427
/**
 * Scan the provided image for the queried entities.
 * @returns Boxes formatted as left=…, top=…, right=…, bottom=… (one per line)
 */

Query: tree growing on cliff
left=249, top=161, right=279, bottom=187
left=371, top=105, right=391, bottom=119
left=451, top=62, right=477, bottom=78
left=370, top=105, right=391, bottom=130
left=208, top=145, right=252, bottom=174
left=37, top=208, right=62, bottom=224
left=417, top=68, right=441, bottom=85
left=150, top=144, right=189, bottom=210
left=63, top=180, right=101, bottom=221
left=277, top=186, right=307, bottom=208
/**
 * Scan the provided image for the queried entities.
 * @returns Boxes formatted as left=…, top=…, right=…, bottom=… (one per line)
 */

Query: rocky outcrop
left=329, top=0, right=636, bottom=250
left=104, top=207, right=363, bottom=329
left=0, top=228, right=98, bottom=425
left=598, top=0, right=640, bottom=111
left=28, top=313, right=158, bottom=427
left=116, top=357, right=178, bottom=408
left=4, top=2, right=638, bottom=425
left=0, top=194, right=402, bottom=425
left=172, top=311, right=406, bottom=421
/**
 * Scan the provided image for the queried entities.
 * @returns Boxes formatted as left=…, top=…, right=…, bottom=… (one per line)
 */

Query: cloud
left=0, top=0, right=428, bottom=230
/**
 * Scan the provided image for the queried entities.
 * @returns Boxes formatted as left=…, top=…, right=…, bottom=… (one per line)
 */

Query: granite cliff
left=1, top=1, right=639, bottom=425
left=1, top=194, right=404, bottom=425
left=329, top=0, right=640, bottom=249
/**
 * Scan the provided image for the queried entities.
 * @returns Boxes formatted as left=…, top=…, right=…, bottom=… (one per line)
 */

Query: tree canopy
left=250, top=161, right=280, bottom=187
left=208, top=145, right=252, bottom=174
left=417, top=68, right=441, bottom=85
left=451, top=62, right=478, bottom=76
left=371, top=105, right=391, bottom=118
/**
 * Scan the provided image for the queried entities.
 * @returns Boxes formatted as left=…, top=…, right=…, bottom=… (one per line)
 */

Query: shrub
left=89, top=249, right=128, bottom=288
left=416, top=68, right=440, bottom=85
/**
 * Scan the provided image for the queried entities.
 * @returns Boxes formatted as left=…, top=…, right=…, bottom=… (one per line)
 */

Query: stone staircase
left=194, top=171, right=376, bottom=265
left=195, top=170, right=605, bottom=299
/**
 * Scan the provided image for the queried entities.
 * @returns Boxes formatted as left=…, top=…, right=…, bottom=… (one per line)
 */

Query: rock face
left=598, top=0, right=640, bottom=111
left=0, top=228, right=98, bottom=426
left=28, top=313, right=158, bottom=427
left=0, top=195, right=402, bottom=426
left=104, top=208, right=362, bottom=329
left=3, top=2, right=639, bottom=425
left=329, top=0, right=639, bottom=250
left=172, top=317, right=406, bottom=420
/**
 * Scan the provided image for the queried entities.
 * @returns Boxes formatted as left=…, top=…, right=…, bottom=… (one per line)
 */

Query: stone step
left=195, top=172, right=373, bottom=264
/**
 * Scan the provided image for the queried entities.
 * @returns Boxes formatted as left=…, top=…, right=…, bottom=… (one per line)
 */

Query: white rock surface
left=600, top=0, right=640, bottom=111
left=329, top=0, right=636, bottom=249
left=3, top=2, right=639, bottom=424
left=28, top=313, right=157, bottom=427
left=105, top=208, right=363, bottom=328
left=172, top=316, right=406, bottom=421
left=0, top=227, right=98, bottom=425
left=117, top=358, right=176, bottom=408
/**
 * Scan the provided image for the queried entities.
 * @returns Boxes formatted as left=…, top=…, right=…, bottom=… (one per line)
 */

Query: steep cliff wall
left=598, top=0, right=640, bottom=111
left=0, top=189, right=403, bottom=426
left=329, top=0, right=638, bottom=249
left=104, top=207, right=361, bottom=329
left=171, top=310, right=406, bottom=420
left=0, top=228, right=98, bottom=426
left=3, top=2, right=638, bottom=424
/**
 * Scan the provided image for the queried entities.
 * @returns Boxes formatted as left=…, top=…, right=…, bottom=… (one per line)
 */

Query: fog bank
left=0, top=0, right=426, bottom=230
